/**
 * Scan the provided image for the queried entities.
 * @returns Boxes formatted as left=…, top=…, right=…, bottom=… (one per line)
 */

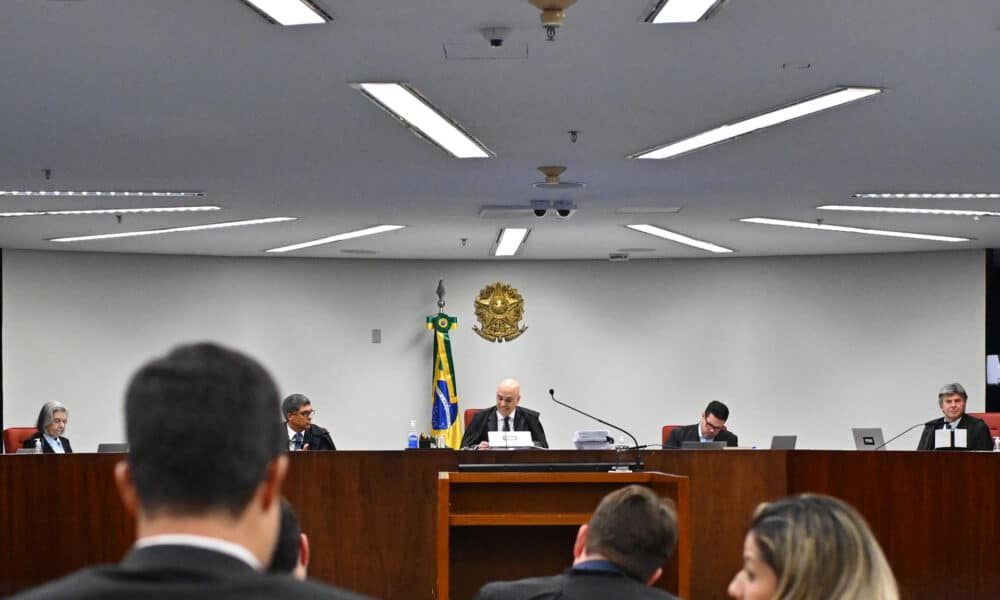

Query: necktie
left=503, top=416, right=511, bottom=432
left=293, top=432, right=303, bottom=450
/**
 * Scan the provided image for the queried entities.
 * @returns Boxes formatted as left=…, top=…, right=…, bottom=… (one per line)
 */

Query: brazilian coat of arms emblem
left=472, top=282, right=528, bottom=343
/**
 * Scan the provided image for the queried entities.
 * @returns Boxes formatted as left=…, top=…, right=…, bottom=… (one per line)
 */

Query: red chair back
left=661, top=425, right=682, bottom=446
left=3, top=427, right=38, bottom=453
left=464, top=409, right=482, bottom=429
left=968, top=412, right=1000, bottom=438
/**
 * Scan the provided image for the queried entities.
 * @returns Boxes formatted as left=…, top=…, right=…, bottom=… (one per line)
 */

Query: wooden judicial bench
left=1, top=449, right=998, bottom=599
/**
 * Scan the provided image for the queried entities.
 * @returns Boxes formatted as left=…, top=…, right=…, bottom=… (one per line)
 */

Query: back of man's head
left=125, top=342, right=286, bottom=517
left=584, top=485, right=678, bottom=582
left=705, top=400, right=729, bottom=422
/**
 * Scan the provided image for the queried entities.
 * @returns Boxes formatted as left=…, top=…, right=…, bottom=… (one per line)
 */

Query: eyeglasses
left=702, top=417, right=725, bottom=432
left=51, top=418, right=68, bottom=425
left=296, top=410, right=315, bottom=417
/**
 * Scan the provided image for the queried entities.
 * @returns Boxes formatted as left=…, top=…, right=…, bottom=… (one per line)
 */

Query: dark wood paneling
left=0, top=453, right=134, bottom=595
left=787, top=450, right=1000, bottom=600
left=2, top=450, right=997, bottom=599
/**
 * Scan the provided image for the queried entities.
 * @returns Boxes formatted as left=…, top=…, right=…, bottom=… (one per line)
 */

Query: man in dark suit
left=917, top=382, right=993, bottom=451
left=12, top=343, right=367, bottom=600
left=665, top=400, right=739, bottom=448
left=22, top=401, right=73, bottom=453
left=472, top=485, right=681, bottom=600
left=282, top=393, right=336, bottom=451
left=460, top=378, right=548, bottom=449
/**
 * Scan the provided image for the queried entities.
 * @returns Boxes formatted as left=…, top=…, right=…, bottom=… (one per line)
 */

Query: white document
left=954, top=429, right=967, bottom=448
left=934, top=428, right=968, bottom=449
left=487, top=430, right=534, bottom=448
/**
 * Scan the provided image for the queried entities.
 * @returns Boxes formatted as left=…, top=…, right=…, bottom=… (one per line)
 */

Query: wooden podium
left=436, top=471, right=690, bottom=600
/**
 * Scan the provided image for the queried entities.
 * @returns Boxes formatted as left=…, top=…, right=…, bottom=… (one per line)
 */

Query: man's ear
left=259, top=454, right=289, bottom=511
left=298, top=532, right=310, bottom=569
left=572, top=524, right=589, bottom=560
left=113, top=460, right=140, bottom=517
left=645, top=567, right=663, bottom=587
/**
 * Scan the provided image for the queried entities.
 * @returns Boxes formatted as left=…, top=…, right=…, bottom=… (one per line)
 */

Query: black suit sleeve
left=968, top=419, right=994, bottom=451
left=461, top=410, right=490, bottom=448
left=916, top=424, right=936, bottom=450
left=304, top=426, right=336, bottom=451
left=528, top=414, right=548, bottom=449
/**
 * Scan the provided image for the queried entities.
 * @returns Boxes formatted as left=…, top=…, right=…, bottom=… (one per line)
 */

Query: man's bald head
left=495, top=379, right=521, bottom=417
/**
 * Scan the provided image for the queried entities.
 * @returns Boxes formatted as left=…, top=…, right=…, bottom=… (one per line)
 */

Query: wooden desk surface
left=1, top=450, right=997, bottom=599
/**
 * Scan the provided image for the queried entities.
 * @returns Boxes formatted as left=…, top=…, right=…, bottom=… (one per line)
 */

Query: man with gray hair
left=282, top=394, right=336, bottom=451
left=916, top=383, right=993, bottom=451
left=472, top=485, right=681, bottom=600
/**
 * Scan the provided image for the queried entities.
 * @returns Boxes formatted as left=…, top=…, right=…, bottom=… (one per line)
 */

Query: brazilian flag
left=427, top=313, right=462, bottom=449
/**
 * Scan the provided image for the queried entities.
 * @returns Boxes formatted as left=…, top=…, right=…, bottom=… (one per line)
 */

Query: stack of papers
left=573, top=430, right=612, bottom=450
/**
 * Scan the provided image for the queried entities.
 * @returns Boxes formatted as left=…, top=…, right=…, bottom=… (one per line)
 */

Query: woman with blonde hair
left=728, top=494, right=898, bottom=600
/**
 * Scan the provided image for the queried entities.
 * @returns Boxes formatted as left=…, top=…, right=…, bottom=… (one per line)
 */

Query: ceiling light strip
left=740, top=217, right=969, bottom=242
left=853, top=193, right=1000, bottom=199
left=266, top=225, right=405, bottom=253
left=353, top=82, right=493, bottom=159
left=626, top=224, right=733, bottom=253
left=50, top=217, right=296, bottom=243
left=0, top=206, right=221, bottom=218
left=818, top=205, right=1000, bottom=217
left=494, top=228, right=530, bottom=257
left=630, top=87, right=883, bottom=160
left=0, top=190, right=204, bottom=197
left=646, top=0, right=724, bottom=24
left=241, top=0, right=331, bottom=25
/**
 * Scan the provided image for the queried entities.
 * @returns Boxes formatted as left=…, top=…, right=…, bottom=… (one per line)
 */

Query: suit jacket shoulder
left=305, top=424, right=337, bottom=450
left=473, top=569, right=679, bottom=600
left=10, top=545, right=370, bottom=600
left=665, top=424, right=698, bottom=448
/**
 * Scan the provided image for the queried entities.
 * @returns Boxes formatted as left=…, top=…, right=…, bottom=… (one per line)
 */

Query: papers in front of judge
left=573, top=430, right=612, bottom=450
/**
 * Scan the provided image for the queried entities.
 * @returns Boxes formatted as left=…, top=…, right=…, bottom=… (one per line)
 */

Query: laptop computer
left=770, top=435, right=797, bottom=449
left=97, top=443, right=129, bottom=453
left=681, top=440, right=727, bottom=450
left=487, top=430, right=535, bottom=448
left=851, top=427, right=886, bottom=450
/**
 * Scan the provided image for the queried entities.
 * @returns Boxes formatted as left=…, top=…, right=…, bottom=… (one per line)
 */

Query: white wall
left=2, top=249, right=984, bottom=452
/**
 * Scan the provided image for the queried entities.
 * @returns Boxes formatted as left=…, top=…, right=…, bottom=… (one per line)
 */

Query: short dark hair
left=584, top=485, right=678, bottom=582
left=124, top=343, right=286, bottom=517
left=269, top=499, right=302, bottom=573
left=282, top=393, right=311, bottom=418
left=704, top=400, right=729, bottom=422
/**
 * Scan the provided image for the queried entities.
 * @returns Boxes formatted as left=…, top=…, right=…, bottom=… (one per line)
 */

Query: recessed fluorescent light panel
left=740, top=218, right=969, bottom=242
left=626, top=224, right=733, bottom=253
left=241, top=0, right=330, bottom=25
left=631, top=87, right=883, bottom=160
left=50, top=217, right=296, bottom=243
left=853, top=193, right=1000, bottom=199
left=353, top=83, right=493, bottom=159
left=818, top=205, right=1000, bottom=217
left=0, top=206, right=220, bottom=218
left=494, top=228, right=530, bottom=257
left=646, top=0, right=724, bottom=24
left=0, top=190, right=204, bottom=197
left=266, top=225, right=405, bottom=253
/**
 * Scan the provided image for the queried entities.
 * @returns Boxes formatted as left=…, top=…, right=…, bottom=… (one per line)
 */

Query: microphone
left=874, top=418, right=937, bottom=450
left=549, top=388, right=644, bottom=471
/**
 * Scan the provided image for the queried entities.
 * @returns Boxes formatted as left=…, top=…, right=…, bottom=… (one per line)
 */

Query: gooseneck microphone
left=549, top=388, right=644, bottom=471
left=874, top=418, right=937, bottom=450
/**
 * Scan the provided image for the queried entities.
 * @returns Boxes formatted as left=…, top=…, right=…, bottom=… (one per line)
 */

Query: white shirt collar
left=134, top=534, right=261, bottom=570
left=286, top=423, right=301, bottom=440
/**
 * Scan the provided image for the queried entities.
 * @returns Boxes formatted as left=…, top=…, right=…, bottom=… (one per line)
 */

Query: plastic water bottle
left=407, top=419, right=419, bottom=449
left=34, top=438, right=42, bottom=454
left=993, top=436, right=1000, bottom=452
